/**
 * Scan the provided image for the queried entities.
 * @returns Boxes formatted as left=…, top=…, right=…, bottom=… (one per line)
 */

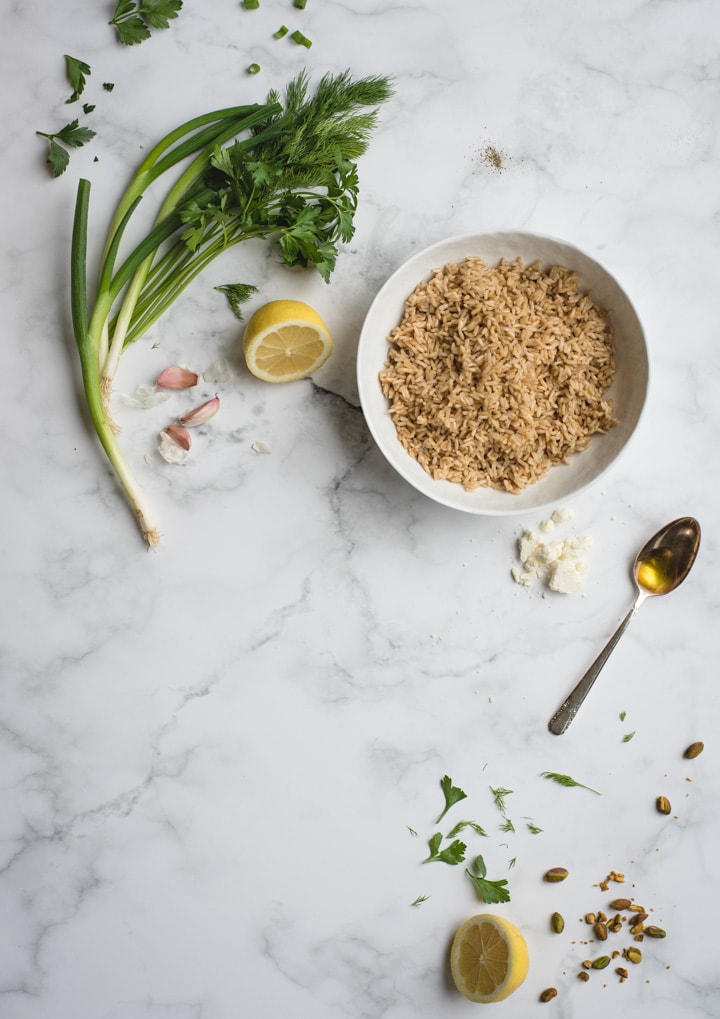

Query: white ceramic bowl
left=357, top=232, right=648, bottom=515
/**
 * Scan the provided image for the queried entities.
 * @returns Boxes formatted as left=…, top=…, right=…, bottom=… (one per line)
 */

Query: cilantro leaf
left=110, top=0, right=183, bottom=45
left=214, top=283, right=258, bottom=320
left=466, top=855, right=511, bottom=904
left=435, top=775, right=467, bottom=824
left=64, top=55, right=91, bottom=103
left=423, top=833, right=467, bottom=865
left=540, top=771, right=601, bottom=795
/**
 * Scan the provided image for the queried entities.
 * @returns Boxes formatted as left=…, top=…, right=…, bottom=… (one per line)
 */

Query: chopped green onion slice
left=290, top=29, right=312, bottom=48
left=293, top=0, right=307, bottom=8
left=246, top=63, right=261, bottom=75
left=273, top=24, right=289, bottom=38
left=242, top=0, right=259, bottom=8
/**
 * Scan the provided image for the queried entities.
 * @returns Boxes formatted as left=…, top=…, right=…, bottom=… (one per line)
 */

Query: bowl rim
left=356, top=230, right=649, bottom=516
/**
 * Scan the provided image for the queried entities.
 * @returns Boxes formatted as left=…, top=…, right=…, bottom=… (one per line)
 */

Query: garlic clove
left=179, top=395, right=220, bottom=427
left=156, top=365, right=200, bottom=390
left=163, top=424, right=192, bottom=451
left=158, top=426, right=192, bottom=464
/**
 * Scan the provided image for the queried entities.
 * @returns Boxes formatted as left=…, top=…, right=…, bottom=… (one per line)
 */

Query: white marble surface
left=2, top=2, right=719, bottom=1017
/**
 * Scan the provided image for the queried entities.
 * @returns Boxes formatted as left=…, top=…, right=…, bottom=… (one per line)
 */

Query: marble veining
left=2, top=1, right=720, bottom=1017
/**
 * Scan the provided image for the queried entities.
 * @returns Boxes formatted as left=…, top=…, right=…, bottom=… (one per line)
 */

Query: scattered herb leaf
left=540, top=771, right=602, bottom=795
left=411, top=894, right=429, bottom=907
left=619, top=711, right=627, bottom=721
left=83, top=103, right=96, bottom=115
left=508, top=856, right=517, bottom=869
left=36, top=120, right=96, bottom=177
left=424, top=833, right=466, bottom=865
left=407, top=827, right=418, bottom=837
left=499, top=817, right=515, bottom=833
left=623, top=731, right=636, bottom=743
left=526, top=821, right=543, bottom=834
left=110, top=0, right=183, bottom=45
left=490, top=786, right=513, bottom=813
left=445, top=820, right=488, bottom=839
left=466, top=855, right=511, bottom=903
left=65, top=55, right=91, bottom=103
left=436, top=775, right=467, bottom=823
left=103, top=82, right=115, bottom=92
left=215, top=283, right=258, bottom=319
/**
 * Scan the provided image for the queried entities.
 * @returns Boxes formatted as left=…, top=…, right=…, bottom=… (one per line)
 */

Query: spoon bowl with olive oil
left=548, top=516, right=701, bottom=735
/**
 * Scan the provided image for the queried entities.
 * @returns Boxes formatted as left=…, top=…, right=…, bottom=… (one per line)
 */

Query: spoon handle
left=548, top=603, right=638, bottom=735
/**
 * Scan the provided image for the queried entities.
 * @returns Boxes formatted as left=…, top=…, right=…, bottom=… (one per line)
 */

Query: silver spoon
left=548, top=516, right=701, bottom=735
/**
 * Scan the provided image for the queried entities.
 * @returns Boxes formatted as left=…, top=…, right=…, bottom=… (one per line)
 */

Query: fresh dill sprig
left=540, top=772, right=601, bottom=795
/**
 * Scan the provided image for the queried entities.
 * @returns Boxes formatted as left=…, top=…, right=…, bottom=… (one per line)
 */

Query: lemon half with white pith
left=243, top=300, right=333, bottom=382
left=450, top=913, right=530, bottom=1003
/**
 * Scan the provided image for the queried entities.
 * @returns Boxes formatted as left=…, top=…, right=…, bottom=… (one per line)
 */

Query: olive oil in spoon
left=548, top=516, right=701, bottom=735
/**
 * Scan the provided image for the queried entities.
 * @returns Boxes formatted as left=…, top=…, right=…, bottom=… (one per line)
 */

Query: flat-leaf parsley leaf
left=423, top=833, right=466, bottom=865
left=465, top=854, right=511, bottom=904
left=435, top=775, right=467, bottom=824
left=110, top=0, right=183, bottom=45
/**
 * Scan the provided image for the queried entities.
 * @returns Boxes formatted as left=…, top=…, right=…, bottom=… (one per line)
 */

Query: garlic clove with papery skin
left=156, top=365, right=200, bottom=390
left=179, top=395, right=220, bottom=427
left=158, top=424, right=192, bottom=464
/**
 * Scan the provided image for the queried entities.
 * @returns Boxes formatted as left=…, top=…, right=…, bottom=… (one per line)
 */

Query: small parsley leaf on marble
left=64, top=55, right=91, bottom=103
left=466, top=855, right=511, bottom=904
left=435, top=775, right=467, bottom=824
left=411, top=895, right=429, bottom=907
left=423, top=833, right=467, bottom=865
left=540, top=771, right=601, bottom=795
left=36, top=120, right=96, bottom=177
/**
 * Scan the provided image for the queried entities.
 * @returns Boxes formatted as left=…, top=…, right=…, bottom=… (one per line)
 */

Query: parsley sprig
left=110, top=0, right=183, bottom=45
left=36, top=120, right=96, bottom=177
left=466, top=855, right=511, bottom=904
left=435, top=775, right=467, bottom=824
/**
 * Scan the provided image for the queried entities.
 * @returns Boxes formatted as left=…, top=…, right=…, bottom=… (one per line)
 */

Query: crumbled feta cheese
left=512, top=507, right=592, bottom=594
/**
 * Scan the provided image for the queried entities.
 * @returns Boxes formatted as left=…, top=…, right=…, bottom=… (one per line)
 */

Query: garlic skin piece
left=156, top=365, right=200, bottom=390
left=158, top=426, right=192, bottom=464
left=179, top=395, right=220, bottom=427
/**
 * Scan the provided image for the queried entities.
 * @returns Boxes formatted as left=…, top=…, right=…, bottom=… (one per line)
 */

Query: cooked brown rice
left=378, top=256, right=617, bottom=493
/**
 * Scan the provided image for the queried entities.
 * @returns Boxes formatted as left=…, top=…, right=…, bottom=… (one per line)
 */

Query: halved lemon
left=243, top=299, right=333, bottom=383
left=450, top=913, right=529, bottom=1003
